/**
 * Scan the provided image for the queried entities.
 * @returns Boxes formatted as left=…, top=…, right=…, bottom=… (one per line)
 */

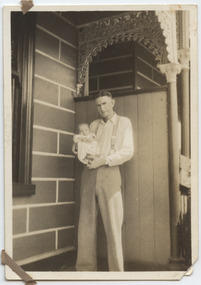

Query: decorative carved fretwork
left=78, top=11, right=168, bottom=85
left=155, top=10, right=178, bottom=63
left=72, top=83, right=83, bottom=98
left=176, top=11, right=183, bottom=50
left=178, top=48, right=190, bottom=70
left=158, top=63, right=181, bottom=83
left=176, top=11, right=190, bottom=51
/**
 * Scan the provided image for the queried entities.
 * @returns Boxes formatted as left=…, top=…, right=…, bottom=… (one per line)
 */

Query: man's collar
left=100, top=113, right=117, bottom=124
left=111, top=113, right=117, bottom=124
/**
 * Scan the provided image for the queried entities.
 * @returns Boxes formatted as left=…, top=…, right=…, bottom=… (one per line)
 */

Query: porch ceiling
left=62, top=11, right=125, bottom=27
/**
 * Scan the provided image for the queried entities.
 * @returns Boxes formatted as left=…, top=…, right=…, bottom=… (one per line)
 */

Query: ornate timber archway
left=77, top=10, right=178, bottom=85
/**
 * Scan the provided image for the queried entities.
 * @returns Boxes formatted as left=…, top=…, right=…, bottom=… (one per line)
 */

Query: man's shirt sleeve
left=106, top=117, right=134, bottom=167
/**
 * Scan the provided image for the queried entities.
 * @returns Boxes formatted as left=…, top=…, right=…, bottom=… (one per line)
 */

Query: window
left=11, top=12, right=36, bottom=196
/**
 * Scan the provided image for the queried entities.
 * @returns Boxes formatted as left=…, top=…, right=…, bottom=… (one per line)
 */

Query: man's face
left=95, top=96, right=115, bottom=121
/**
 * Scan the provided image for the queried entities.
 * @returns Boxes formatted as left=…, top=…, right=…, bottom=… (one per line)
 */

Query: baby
left=72, top=123, right=99, bottom=164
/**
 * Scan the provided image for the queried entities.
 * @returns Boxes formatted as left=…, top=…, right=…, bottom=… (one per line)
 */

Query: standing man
left=76, top=90, right=134, bottom=271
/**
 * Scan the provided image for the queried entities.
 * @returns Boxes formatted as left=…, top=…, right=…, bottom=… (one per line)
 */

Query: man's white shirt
left=90, top=113, right=134, bottom=167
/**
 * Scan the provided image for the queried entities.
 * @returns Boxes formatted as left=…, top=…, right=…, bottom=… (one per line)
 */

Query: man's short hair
left=93, top=90, right=113, bottom=100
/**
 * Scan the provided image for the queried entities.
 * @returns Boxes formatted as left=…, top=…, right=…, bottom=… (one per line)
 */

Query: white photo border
left=2, top=2, right=199, bottom=282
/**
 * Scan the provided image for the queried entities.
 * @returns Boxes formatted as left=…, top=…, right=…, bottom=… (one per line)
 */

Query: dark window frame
left=12, top=12, right=36, bottom=197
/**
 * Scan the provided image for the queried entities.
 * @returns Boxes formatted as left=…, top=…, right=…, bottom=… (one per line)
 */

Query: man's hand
left=87, top=156, right=106, bottom=169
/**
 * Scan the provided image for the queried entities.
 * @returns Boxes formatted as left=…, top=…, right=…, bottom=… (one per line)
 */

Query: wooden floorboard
left=22, top=251, right=187, bottom=272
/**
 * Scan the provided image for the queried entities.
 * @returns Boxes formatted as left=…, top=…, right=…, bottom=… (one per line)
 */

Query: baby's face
left=79, top=125, right=90, bottom=136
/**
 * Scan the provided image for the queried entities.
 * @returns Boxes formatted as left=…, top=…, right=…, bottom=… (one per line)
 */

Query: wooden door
left=75, top=89, right=170, bottom=266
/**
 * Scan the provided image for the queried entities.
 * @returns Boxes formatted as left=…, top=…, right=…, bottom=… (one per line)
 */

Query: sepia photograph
left=2, top=3, right=198, bottom=281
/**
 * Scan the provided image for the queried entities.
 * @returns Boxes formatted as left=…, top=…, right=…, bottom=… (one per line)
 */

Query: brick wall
left=12, top=12, right=78, bottom=265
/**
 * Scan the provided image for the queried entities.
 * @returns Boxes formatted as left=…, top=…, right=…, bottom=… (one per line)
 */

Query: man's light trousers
left=76, top=165, right=124, bottom=271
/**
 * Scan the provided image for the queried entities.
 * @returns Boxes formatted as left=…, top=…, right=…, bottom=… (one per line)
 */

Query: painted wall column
left=158, top=62, right=183, bottom=267
left=178, top=48, right=190, bottom=158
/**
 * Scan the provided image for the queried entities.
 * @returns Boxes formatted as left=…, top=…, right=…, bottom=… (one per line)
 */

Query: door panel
left=152, top=92, right=170, bottom=264
left=123, top=95, right=140, bottom=259
left=137, top=93, right=155, bottom=262
left=74, top=90, right=170, bottom=265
